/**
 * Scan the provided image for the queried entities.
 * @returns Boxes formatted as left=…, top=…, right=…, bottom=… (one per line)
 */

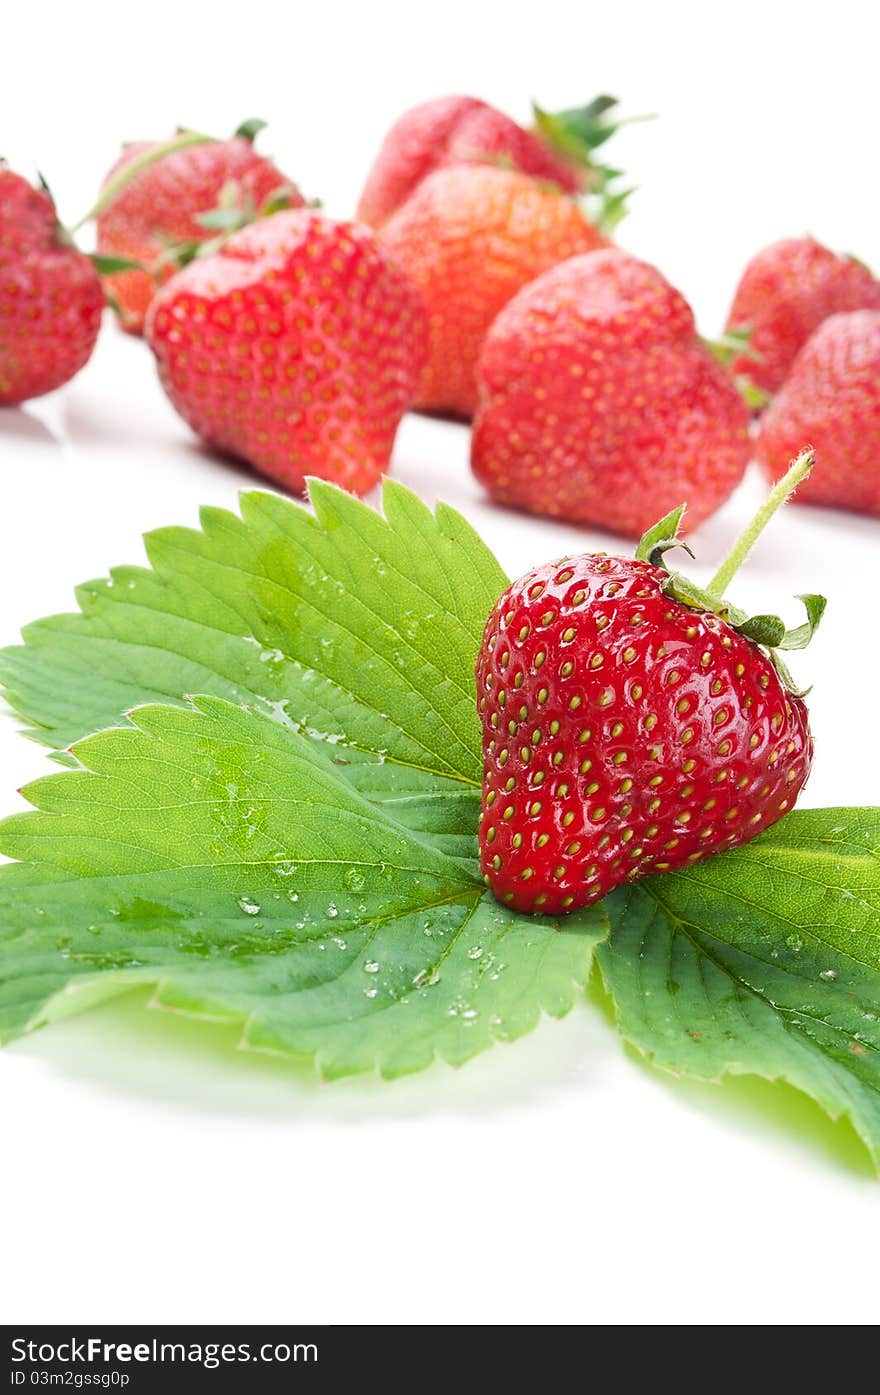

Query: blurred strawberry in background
left=379, top=167, right=608, bottom=417
left=0, top=165, right=104, bottom=404
left=356, top=93, right=629, bottom=227
left=725, top=236, right=880, bottom=402
left=756, top=309, right=880, bottom=516
left=472, top=248, right=752, bottom=537
left=145, top=209, right=428, bottom=496
left=95, top=120, right=300, bottom=334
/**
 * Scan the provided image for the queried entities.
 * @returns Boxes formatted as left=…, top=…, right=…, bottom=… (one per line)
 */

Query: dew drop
left=819, top=968, right=838, bottom=982
left=238, top=896, right=261, bottom=916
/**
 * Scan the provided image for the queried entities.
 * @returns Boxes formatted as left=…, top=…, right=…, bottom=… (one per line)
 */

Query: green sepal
left=777, top=594, right=826, bottom=650
left=725, top=594, right=825, bottom=655
left=91, top=253, right=145, bottom=275
left=196, top=205, right=252, bottom=232
left=735, top=613, right=787, bottom=647
left=36, top=170, right=55, bottom=203
left=532, top=95, right=626, bottom=163
left=234, top=118, right=268, bottom=142
left=635, top=504, right=688, bottom=563
left=532, top=95, right=651, bottom=232
left=259, top=183, right=303, bottom=216
left=593, top=186, right=634, bottom=235
left=660, top=570, right=746, bottom=628
left=735, top=376, right=771, bottom=412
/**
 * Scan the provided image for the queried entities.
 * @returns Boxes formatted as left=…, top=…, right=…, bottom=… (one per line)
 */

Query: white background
left=2, top=0, right=879, bottom=1328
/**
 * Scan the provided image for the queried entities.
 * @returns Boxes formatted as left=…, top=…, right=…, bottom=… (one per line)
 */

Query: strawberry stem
left=706, top=449, right=815, bottom=599
left=69, top=129, right=215, bottom=232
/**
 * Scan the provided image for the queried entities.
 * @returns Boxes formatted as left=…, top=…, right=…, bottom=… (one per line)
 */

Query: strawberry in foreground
left=357, top=93, right=627, bottom=227
left=94, top=120, right=299, bottom=334
left=0, top=166, right=105, bottom=404
left=477, top=452, right=822, bottom=914
left=472, top=249, right=751, bottom=537
left=145, top=209, right=428, bottom=496
left=756, top=310, right=880, bottom=516
left=725, top=237, right=880, bottom=402
left=379, top=165, right=607, bottom=417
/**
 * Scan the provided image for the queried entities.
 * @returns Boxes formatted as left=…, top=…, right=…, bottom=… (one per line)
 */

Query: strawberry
left=476, top=455, right=821, bottom=915
left=472, top=249, right=751, bottom=537
left=378, top=165, right=606, bottom=417
left=357, top=94, right=628, bottom=227
left=0, top=166, right=104, bottom=404
left=725, top=237, right=880, bottom=400
left=145, top=208, right=428, bottom=496
left=95, top=121, right=298, bottom=334
left=756, top=310, right=880, bottom=516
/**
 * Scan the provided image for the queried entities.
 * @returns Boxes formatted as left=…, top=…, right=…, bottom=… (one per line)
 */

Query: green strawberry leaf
left=597, top=808, right=880, bottom=1167
left=0, top=696, right=603, bottom=1074
left=0, top=481, right=507, bottom=856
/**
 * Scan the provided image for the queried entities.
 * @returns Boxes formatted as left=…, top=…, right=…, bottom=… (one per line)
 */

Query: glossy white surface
left=1, top=0, right=878, bottom=1327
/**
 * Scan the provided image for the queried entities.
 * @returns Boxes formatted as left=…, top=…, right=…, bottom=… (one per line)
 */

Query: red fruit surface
left=756, top=309, right=880, bottom=516
left=472, top=249, right=751, bottom=537
left=357, top=95, right=583, bottom=228
left=0, top=167, right=103, bottom=404
left=145, top=209, right=428, bottom=496
left=96, top=136, right=297, bottom=334
left=725, top=237, right=880, bottom=399
left=477, top=554, right=812, bottom=915
left=379, top=165, right=605, bottom=417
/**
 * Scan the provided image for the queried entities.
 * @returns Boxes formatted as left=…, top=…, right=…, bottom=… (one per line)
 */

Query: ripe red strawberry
left=725, top=237, right=880, bottom=400
left=0, top=166, right=104, bottom=404
left=96, top=122, right=298, bottom=334
left=379, top=165, right=606, bottom=417
left=756, top=310, right=880, bottom=516
left=472, top=249, right=751, bottom=537
left=476, top=462, right=820, bottom=915
left=145, top=208, right=428, bottom=496
left=357, top=94, right=597, bottom=227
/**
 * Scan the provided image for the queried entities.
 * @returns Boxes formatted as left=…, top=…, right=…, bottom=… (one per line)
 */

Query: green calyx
left=533, top=94, right=634, bottom=163
left=634, top=450, right=825, bottom=694
left=532, top=94, right=653, bottom=234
